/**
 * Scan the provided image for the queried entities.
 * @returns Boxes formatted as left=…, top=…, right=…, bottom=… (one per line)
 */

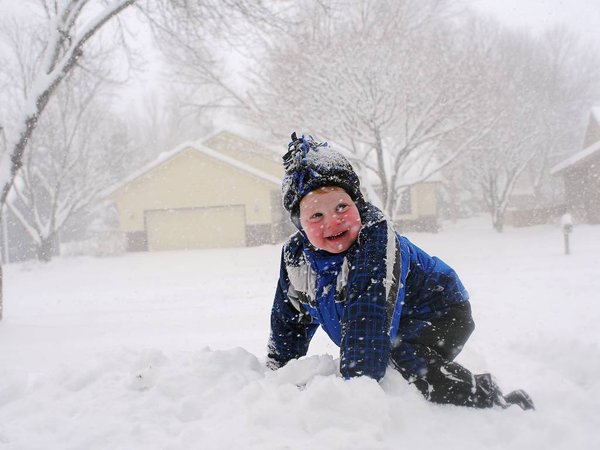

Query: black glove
left=474, top=373, right=535, bottom=411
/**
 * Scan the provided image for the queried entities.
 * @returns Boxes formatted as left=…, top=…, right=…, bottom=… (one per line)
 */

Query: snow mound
left=0, top=345, right=597, bottom=450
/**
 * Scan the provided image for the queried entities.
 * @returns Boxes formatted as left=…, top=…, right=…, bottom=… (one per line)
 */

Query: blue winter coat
left=267, top=203, right=469, bottom=381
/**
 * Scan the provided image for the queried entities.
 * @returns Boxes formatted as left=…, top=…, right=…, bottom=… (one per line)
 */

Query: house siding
left=563, top=157, right=600, bottom=224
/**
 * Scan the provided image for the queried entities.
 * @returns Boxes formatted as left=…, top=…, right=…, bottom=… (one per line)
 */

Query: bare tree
left=460, top=25, right=542, bottom=231
left=0, top=0, right=137, bottom=319
left=528, top=27, right=600, bottom=206
left=462, top=22, right=600, bottom=232
left=8, top=74, right=128, bottom=262
left=246, top=0, right=493, bottom=219
left=142, top=0, right=288, bottom=115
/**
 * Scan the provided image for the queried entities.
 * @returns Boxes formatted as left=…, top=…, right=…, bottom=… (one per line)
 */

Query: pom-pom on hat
left=282, top=132, right=363, bottom=227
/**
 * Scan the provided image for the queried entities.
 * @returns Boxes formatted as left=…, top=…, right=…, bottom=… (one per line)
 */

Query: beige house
left=395, top=182, right=439, bottom=232
left=104, top=131, right=288, bottom=252
left=388, top=154, right=441, bottom=232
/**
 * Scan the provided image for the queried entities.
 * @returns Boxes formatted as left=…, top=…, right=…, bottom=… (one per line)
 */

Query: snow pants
left=389, top=302, right=495, bottom=408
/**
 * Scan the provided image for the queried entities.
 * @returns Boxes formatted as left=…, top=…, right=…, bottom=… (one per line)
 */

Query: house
left=104, top=131, right=289, bottom=252
left=394, top=182, right=439, bottom=232
left=389, top=152, right=441, bottom=232
left=550, top=108, right=600, bottom=224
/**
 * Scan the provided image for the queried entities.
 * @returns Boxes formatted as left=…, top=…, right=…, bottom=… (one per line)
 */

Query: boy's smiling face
left=299, top=186, right=361, bottom=253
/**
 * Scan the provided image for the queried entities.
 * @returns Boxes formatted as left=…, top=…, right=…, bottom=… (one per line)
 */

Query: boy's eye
left=310, top=212, right=323, bottom=220
left=336, top=203, right=349, bottom=212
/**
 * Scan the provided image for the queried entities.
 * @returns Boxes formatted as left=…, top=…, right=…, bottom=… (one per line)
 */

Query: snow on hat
left=282, top=132, right=363, bottom=224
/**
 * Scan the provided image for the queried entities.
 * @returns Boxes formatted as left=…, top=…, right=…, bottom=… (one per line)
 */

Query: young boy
left=266, top=133, right=534, bottom=410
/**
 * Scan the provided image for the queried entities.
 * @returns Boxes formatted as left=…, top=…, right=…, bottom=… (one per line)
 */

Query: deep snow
left=1, top=217, right=599, bottom=449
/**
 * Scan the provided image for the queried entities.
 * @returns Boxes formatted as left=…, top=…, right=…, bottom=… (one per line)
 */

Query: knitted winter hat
left=282, top=132, right=364, bottom=227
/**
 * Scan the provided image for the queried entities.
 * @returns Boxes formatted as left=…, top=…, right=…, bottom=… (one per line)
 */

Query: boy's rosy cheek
left=305, top=223, right=320, bottom=236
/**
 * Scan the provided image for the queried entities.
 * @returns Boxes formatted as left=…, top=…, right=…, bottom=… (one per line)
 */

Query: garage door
left=145, top=206, right=246, bottom=251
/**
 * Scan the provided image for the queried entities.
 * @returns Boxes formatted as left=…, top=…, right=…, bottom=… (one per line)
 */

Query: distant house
left=390, top=153, right=441, bottom=232
left=104, top=131, right=289, bottom=252
left=394, top=182, right=439, bottom=232
left=550, top=108, right=600, bottom=224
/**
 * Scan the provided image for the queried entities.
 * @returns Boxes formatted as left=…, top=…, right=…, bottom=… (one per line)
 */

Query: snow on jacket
left=267, top=203, right=469, bottom=381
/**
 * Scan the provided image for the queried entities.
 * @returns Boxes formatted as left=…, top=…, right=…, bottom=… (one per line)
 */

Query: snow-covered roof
left=101, top=139, right=281, bottom=199
left=550, top=139, right=600, bottom=175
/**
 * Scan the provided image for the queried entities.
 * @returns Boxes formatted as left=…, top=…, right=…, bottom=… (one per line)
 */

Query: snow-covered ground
left=1, top=217, right=599, bottom=450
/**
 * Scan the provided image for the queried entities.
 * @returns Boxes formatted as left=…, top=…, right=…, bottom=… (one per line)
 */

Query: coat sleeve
left=339, top=221, right=400, bottom=381
left=267, top=249, right=319, bottom=369
left=401, top=237, right=469, bottom=320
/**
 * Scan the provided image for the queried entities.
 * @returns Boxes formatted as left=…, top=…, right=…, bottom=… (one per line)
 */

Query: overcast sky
left=1, top=0, right=599, bottom=111
left=1, top=1, right=598, bottom=48
left=467, top=0, right=600, bottom=48
left=1, top=1, right=598, bottom=45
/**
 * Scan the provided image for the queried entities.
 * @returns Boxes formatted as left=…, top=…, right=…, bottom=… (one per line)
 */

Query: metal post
left=561, top=213, right=573, bottom=256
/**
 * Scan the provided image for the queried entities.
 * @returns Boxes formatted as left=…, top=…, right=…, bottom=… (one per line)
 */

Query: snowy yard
left=1, top=217, right=599, bottom=450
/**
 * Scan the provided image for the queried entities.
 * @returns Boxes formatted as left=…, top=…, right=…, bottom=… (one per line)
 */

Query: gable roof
left=580, top=107, right=600, bottom=149
left=202, top=129, right=274, bottom=156
left=551, top=108, right=600, bottom=175
left=102, top=137, right=281, bottom=199
left=202, top=130, right=282, bottom=178
left=550, top=139, right=600, bottom=175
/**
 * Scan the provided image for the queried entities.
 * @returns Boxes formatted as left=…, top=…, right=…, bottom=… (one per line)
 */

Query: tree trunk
left=492, top=210, right=505, bottom=233
left=373, top=128, right=389, bottom=215
left=37, top=236, right=55, bottom=262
